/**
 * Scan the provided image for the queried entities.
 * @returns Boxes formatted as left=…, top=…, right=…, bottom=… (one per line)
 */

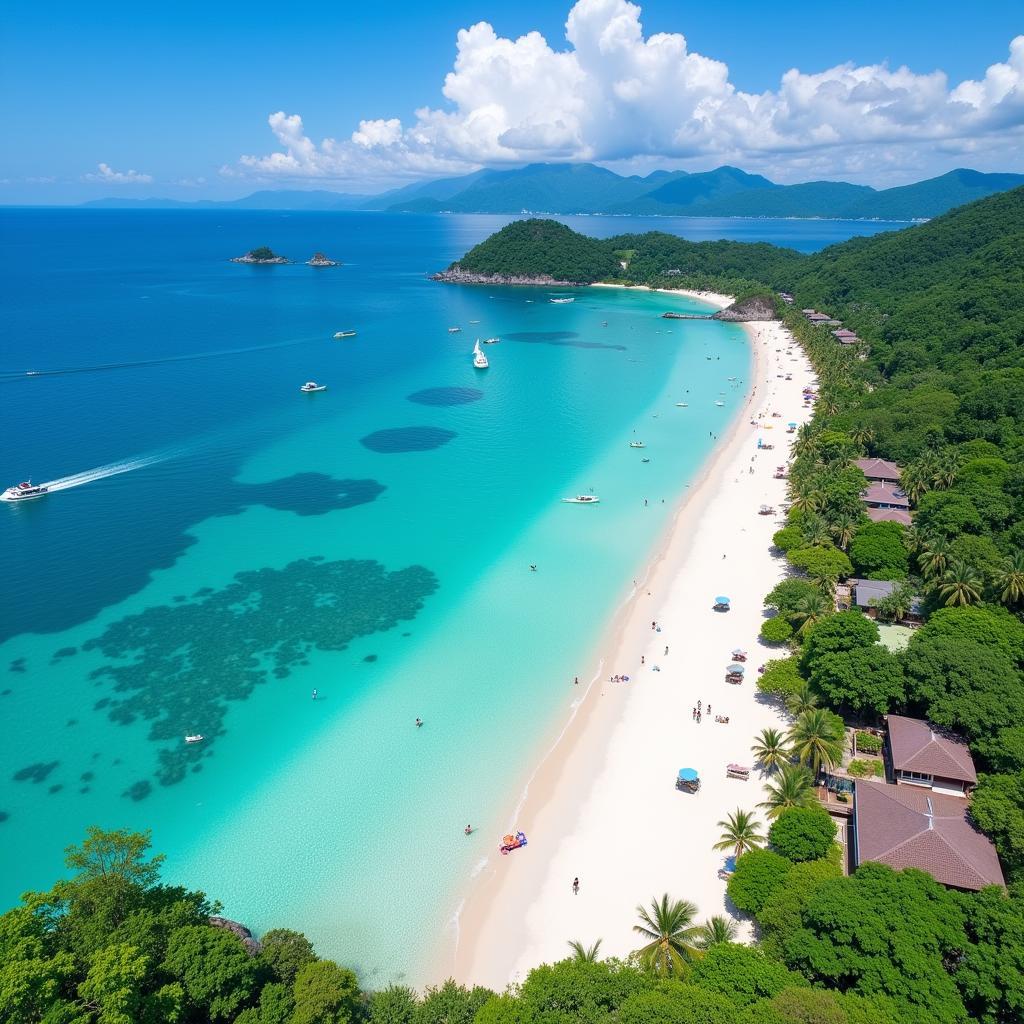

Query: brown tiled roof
left=855, top=457, right=903, bottom=481
left=887, top=715, right=977, bottom=783
left=866, top=507, right=912, bottom=526
left=854, top=781, right=1003, bottom=890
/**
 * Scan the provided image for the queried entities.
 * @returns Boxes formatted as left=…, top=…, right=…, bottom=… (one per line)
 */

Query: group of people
left=691, top=699, right=712, bottom=724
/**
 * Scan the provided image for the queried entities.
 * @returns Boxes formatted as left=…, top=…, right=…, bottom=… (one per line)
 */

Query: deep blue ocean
left=0, top=209, right=907, bottom=983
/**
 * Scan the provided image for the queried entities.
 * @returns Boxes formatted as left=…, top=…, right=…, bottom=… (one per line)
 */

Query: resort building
left=851, top=781, right=1004, bottom=891
left=779, top=292, right=794, bottom=305
left=855, top=458, right=903, bottom=483
left=862, top=481, right=910, bottom=511
left=886, top=715, right=977, bottom=795
left=866, top=507, right=912, bottom=527
left=846, top=579, right=923, bottom=622
left=806, top=312, right=842, bottom=325
left=832, top=328, right=860, bottom=346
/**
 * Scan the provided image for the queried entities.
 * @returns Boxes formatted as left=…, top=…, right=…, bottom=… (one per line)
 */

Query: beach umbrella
left=727, top=663, right=746, bottom=674
left=731, top=648, right=747, bottom=657
left=715, top=596, right=730, bottom=605
left=788, top=422, right=797, bottom=428
left=678, top=768, right=699, bottom=783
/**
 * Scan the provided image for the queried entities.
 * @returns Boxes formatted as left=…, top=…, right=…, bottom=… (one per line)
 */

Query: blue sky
left=3, top=0, right=1023, bottom=202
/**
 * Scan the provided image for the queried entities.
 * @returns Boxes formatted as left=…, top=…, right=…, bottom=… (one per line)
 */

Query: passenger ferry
left=2, top=480, right=49, bottom=502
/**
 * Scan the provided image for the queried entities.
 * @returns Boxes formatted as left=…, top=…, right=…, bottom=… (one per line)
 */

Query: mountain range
left=83, top=165, right=1024, bottom=221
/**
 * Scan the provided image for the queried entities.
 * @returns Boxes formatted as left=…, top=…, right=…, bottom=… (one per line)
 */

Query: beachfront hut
left=713, top=595, right=731, bottom=612
left=676, top=768, right=700, bottom=793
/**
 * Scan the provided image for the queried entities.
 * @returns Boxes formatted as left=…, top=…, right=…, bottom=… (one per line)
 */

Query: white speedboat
left=184, top=734, right=204, bottom=744
left=300, top=381, right=327, bottom=393
left=448, top=326, right=462, bottom=333
left=628, top=441, right=646, bottom=449
left=715, top=400, right=725, bottom=406
left=550, top=296, right=575, bottom=304
left=676, top=402, right=688, bottom=407
left=483, top=337, right=500, bottom=344
left=333, top=330, right=356, bottom=339
left=2, top=480, right=49, bottom=502
left=562, top=494, right=600, bottom=504
left=469, top=320, right=481, bottom=324
left=473, top=340, right=489, bottom=369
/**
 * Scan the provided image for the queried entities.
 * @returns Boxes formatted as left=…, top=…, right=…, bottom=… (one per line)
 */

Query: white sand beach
left=444, top=305, right=816, bottom=989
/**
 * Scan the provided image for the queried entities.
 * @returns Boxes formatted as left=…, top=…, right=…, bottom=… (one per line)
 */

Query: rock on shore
left=209, top=916, right=261, bottom=955
left=711, top=294, right=778, bottom=322
left=431, top=265, right=584, bottom=287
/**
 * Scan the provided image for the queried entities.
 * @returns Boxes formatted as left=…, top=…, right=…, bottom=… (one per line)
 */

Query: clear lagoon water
left=0, top=210, right=906, bottom=984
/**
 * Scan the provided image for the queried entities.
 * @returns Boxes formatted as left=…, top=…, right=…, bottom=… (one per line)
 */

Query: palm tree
left=829, top=514, right=858, bottom=552
left=992, top=552, right=1024, bottom=608
left=789, top=490, right=825, bottom=515
left=937, top=559, right=984, bottom=607
left=918, top=536, right=951, bottom=580
left=759, top=764, right=817, bottom=819
left=791, top=590, right=832, bottom=635
left=786, top=679, right=820, bottom=717
left=566, top=938, right=602, bottom=963
left=713, top=809, right=765, bottom=859
left=752, top=728, right=790, bottom=774
left=632, top=895, right=701, bottom=977
left=850, top=426, right=875, bottom=452
left=800, top=514, right=832, bottom=547
left=933, top=448, right=962, bottom=489
left=696, top=916, right=737, bottom=949
left=788, top=709, right=846, bottom=775
left=900, top=464, right=931, bottom=505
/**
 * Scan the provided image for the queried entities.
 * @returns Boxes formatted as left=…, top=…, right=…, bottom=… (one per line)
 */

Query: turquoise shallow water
left=0, top=210, right=899, bottom=983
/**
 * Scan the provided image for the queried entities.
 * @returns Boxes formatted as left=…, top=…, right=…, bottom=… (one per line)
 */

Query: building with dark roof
left=855, top=458, right=903, bottom=483
left=886, top=715, right=977, bottom=795
left=862, top=481, right=910, bottom=511
left=866, top=507, right=912, bottom=527
left=852, top=780, right=1003, bottom=891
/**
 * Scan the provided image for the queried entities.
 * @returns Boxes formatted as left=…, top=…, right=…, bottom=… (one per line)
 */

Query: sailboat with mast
left=473, top=339, right=489, bottom=369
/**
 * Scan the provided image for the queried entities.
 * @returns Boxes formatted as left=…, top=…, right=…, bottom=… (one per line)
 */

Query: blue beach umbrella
left=788, top=422, right=797, bottom=428
left=678, top=768, right=699, bottom=783
left=715, top=595, right=730, bottom=605
left=727, top=663, right=746, bottom=674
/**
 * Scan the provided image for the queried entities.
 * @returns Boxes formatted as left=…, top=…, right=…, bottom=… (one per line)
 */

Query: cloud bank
left=83, top=162, right=154, bottom=184
left=234, top=0, right=1024, bottom=183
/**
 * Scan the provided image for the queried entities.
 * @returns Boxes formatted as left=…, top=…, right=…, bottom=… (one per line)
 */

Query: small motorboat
left=628, top=441, right=646, bottom=449
left=469, top=320, right=481, bottom=324
left=641, top=458, right=650, bottom=463
left=300, top=381, right=327, bottom=393
left=549, top=296, right=575, bottom=304
left=676, top=402, right=688, bottom=407
left=333, top=330, right=357, bottom=339
left=184, top=734, right=204, bottom=744
left=473, top=339, right=489, bottom=369
left=483, top=337, right=500, bottom=344
left=2, top=480, right=49, bottom=502
left=448, top=326, right=462, bottom=333
left=499, top=831, right=528, bottom=855
left=714, top=400, right=725, bottom=407
left=562, top=495, right=600, bottom=504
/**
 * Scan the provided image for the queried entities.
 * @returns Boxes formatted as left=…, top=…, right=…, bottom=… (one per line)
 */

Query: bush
left=768, top=807, right=837, bottom=862
left=760, top=617, right=794, bottom=645
left=727, top=849, right=792, bottom=914
left=756, top=658, right=804, bottom=700
left=772, top=526, right=804, bottom=553
left=765, top=579, right=822, bottom=616
left=847, top=759, right=884, bottom=778
left=854, top=731, right=883, bottom=754
left=800, top=612, right=880, bottom=670
left=787, top=546, right=854, bottom=581
left=848, top=522, right=910, bottom=578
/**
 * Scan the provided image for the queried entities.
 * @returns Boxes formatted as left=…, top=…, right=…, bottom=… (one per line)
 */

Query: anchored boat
left=300, top=381, right=327, bottom=393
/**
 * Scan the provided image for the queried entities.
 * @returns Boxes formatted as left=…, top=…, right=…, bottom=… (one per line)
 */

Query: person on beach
left=664, top=646, right=668, bottom=656
left=652, top=621, right=656, bottom=630
left=464, top=825, right=473, bottom=835
left=698, top=701, right=702, bottom=712
left=574, top=676, right=579, bottom=685
left=641, top=655, right=645, bottom=665
left=572, top=877, right=580, bottom=895
left=707, top=704, right=712, bottom=716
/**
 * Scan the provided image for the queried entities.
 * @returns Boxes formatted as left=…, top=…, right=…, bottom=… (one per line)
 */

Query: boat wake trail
left=40, top=451, right=176, bottom=493
left=0, top=336, right=316, bottom=381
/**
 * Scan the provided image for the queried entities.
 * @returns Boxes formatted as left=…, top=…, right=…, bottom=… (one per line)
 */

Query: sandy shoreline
left=436, top=292, right=814, bottom=989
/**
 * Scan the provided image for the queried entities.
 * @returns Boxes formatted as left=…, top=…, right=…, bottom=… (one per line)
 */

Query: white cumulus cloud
left=231, top=0, right=1024, bottom=184
left=83, top=162, right=154, bottom=184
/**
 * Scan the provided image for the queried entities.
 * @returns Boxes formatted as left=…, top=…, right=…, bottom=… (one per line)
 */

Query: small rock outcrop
left=231, top=247, right=288, bottom=265
left=431, top=266, right=584, bottom=287
left=209, top=916, right=261, bottom=955
left=307, top=252, right=339, bottom=267
left=711, top=294, right=778, bottom=322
